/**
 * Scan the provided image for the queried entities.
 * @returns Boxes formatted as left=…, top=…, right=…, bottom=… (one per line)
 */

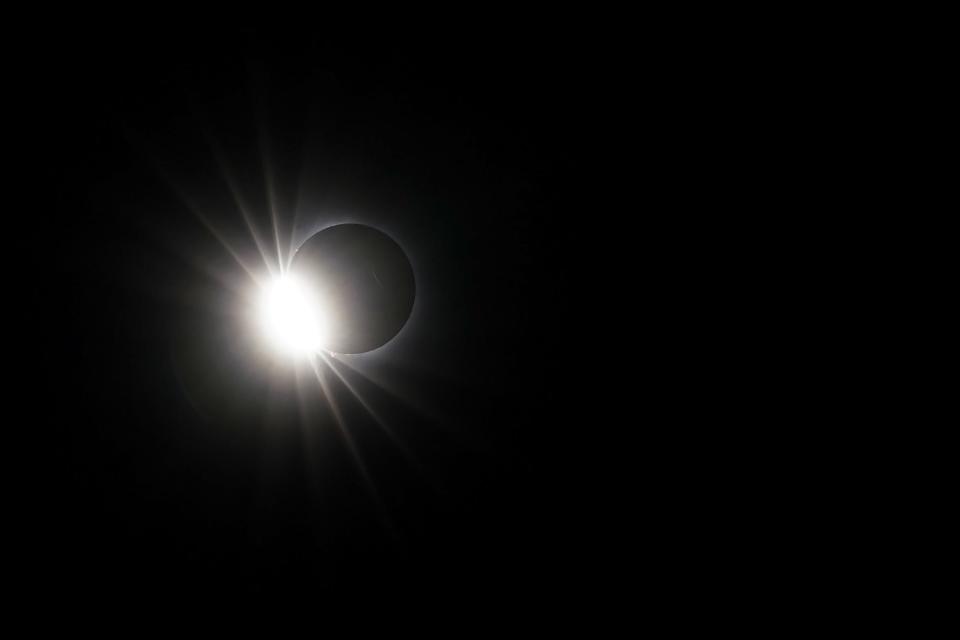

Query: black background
left=11, top=21, right=887, bottom=622
left=19, top=30, right=633, bottom=603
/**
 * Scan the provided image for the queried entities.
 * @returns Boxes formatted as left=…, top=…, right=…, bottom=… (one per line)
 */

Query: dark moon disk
left=291, top=224, right=415, bottom=354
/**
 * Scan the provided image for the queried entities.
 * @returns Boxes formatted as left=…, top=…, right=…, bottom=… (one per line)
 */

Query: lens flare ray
left=308, top=356, right=397, bottom=537
left=206, top=132, right=281, bottom=278
left=319, top=352, right=423, bottom=473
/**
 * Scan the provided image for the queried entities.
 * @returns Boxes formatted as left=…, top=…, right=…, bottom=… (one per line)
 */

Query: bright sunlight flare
left=260, top=274, right=328, bottom=356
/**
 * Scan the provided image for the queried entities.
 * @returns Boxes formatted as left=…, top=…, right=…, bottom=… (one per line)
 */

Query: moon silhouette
left=290, top=224, right=415, bottom=354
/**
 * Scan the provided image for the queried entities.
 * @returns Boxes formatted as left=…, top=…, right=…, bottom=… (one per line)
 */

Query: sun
left=260, top=273, right=328, bottom=357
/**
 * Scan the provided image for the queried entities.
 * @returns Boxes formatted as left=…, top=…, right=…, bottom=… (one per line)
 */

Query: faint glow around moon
left=260, top=274, right=327, bottom=356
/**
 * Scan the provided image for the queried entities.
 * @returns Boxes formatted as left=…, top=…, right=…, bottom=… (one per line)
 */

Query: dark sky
left=21, top=30, right=629, bottom=604
left=8, top=16, right=889, bottom=629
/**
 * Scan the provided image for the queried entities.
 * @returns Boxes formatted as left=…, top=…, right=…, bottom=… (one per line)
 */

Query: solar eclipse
left=260, top=223, right=415, bottom=357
